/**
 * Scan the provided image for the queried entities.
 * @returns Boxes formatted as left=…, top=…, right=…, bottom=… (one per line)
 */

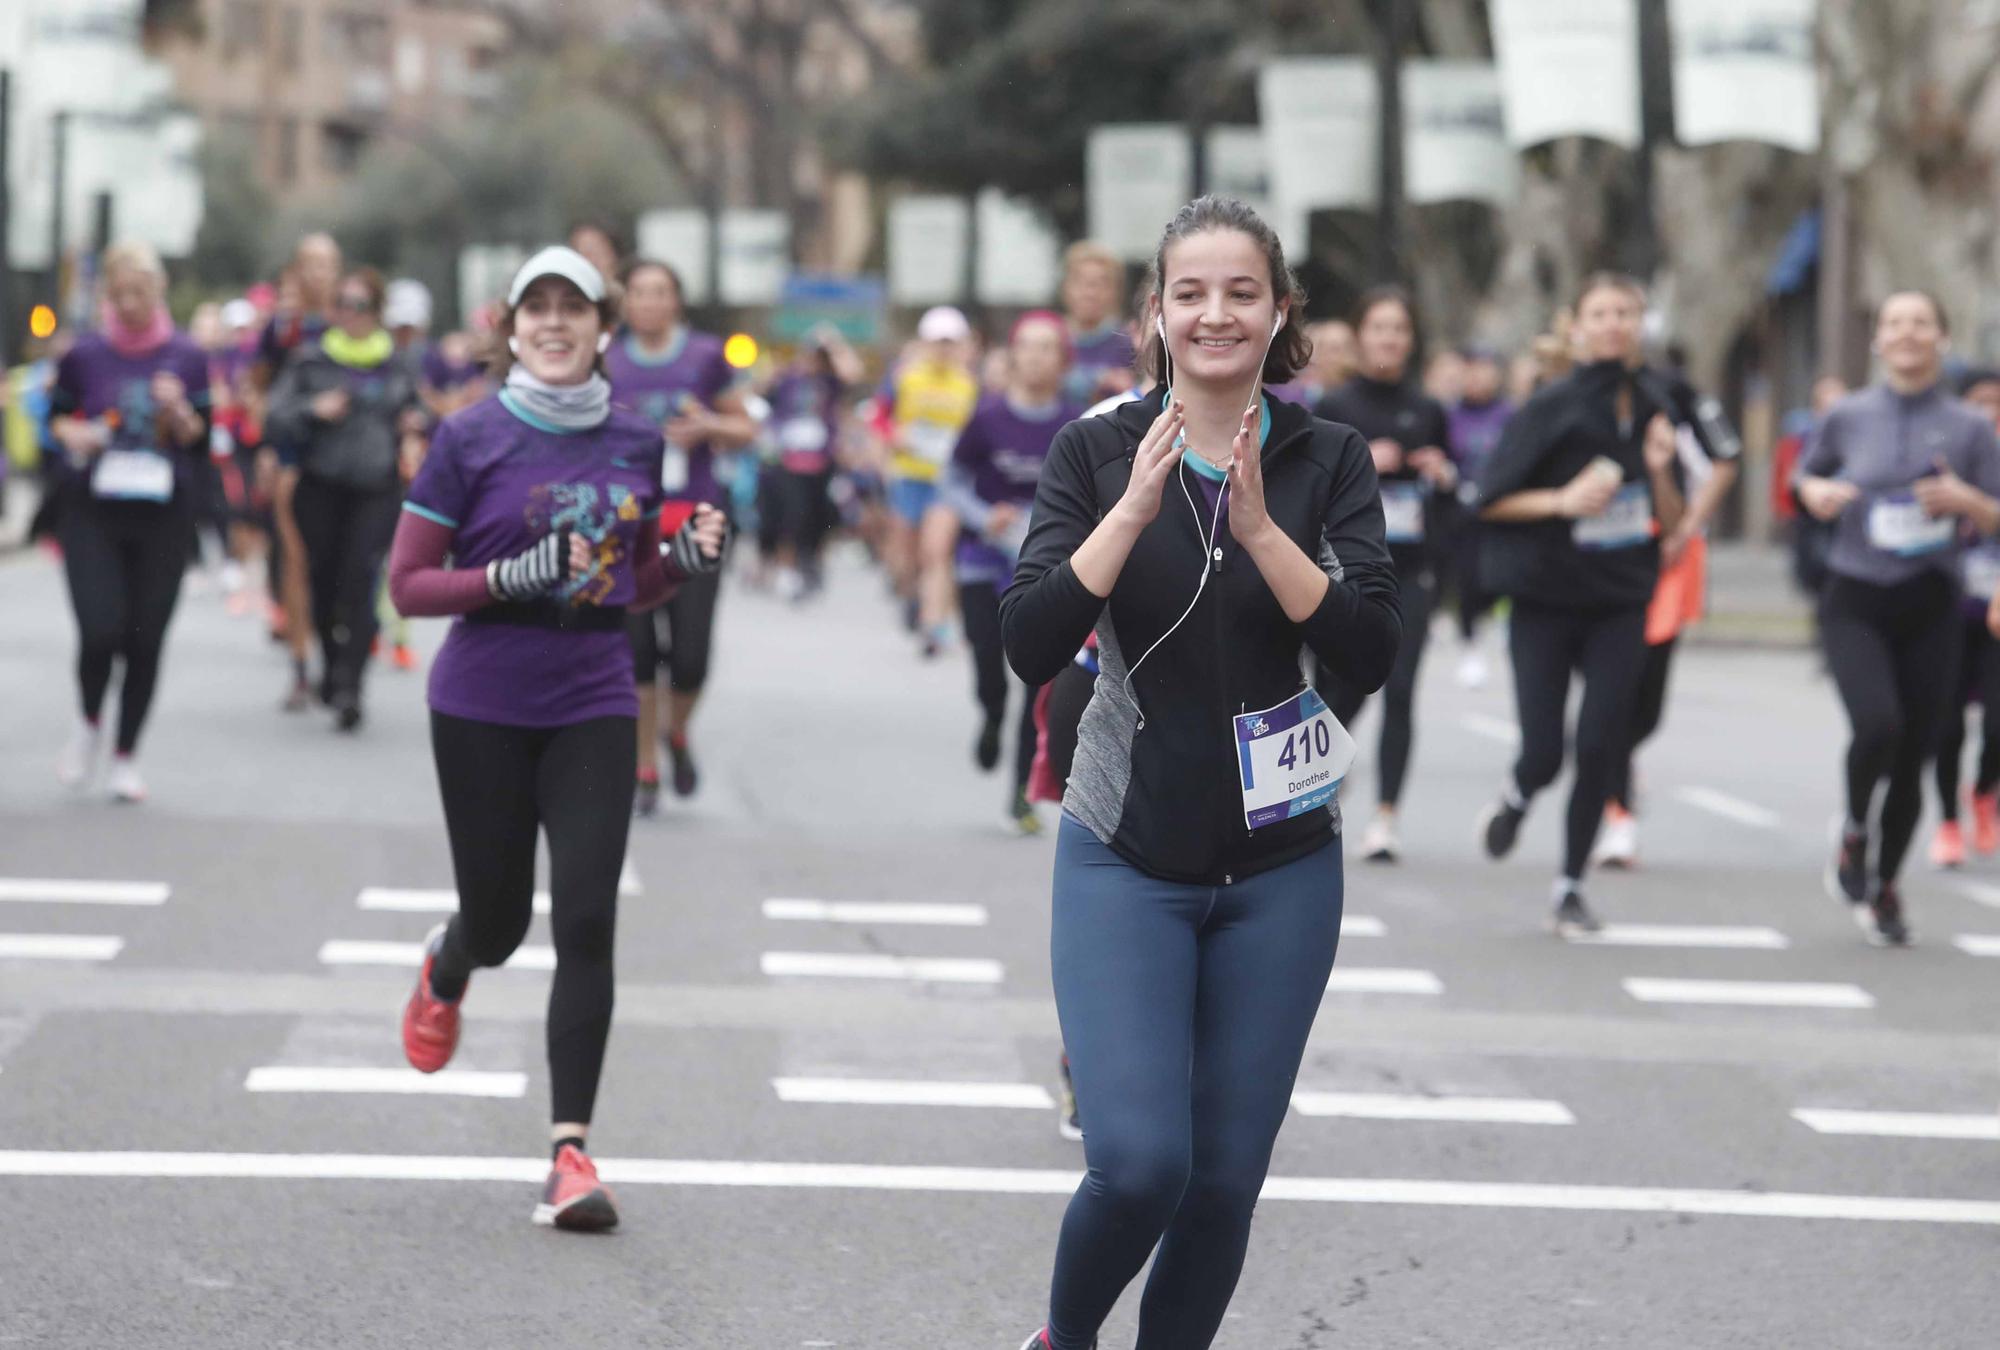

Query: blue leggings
left=1045, top=816, right=1344, bottom=1350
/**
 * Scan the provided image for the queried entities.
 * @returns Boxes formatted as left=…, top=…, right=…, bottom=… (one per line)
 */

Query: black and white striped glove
left=485, top=529, right=573, bottom=601
left=664, top=514, right=725, bottom=579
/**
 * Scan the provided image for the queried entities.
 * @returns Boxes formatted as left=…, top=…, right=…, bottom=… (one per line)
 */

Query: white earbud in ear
left=1156, top=316, right=1168, bottom=346
left=507, top=336, right=521, bottom=356
left=1271, top=312, right=1284, bottom=339
left=597, top=333, right=612, bottom=354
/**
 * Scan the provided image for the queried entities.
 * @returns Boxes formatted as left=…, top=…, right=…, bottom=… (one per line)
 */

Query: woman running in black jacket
left=1002, top=196, right=1400, bottom=1350
left=1472, top=272, right=1687, bottom=935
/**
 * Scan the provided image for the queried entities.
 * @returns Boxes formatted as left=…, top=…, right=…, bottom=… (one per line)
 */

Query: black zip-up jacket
left=1475, top=360, right=1738, bottom=611
left=1001, top=389, right=1402, bottom=884
left=1315, top=374, right=1454, bottom=574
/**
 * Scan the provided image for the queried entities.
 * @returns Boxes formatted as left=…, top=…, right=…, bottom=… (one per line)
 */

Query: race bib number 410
left=1234, top=687, right=1356, bottom=831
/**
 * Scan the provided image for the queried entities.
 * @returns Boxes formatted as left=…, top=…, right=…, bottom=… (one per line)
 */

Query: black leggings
left=60, top=501, right=189, bottom=755
left=1609, top=637, right=1677, bottom=810
left=1822, top=572, right=1958, bottom=883
left=961, top=579, right=1040, bottom=791
left=428, top=711, right=637, bottom=1126
left=629, top=570, right=722, bottom=693
left=291, top=475, right=401, bottom=704
left=1321, top=563, right=1433, bottom=809
left=1936, top=615, right=2000, bottom=820
left=1453, top=518, right=1496, bottom=640
left=1508, top=600, right=1650, bottom=882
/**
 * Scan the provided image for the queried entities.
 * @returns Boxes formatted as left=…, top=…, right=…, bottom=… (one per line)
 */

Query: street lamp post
left=1370, top=0, right=1408, bottom=286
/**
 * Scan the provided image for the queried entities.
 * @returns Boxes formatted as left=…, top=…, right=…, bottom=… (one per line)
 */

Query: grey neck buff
left=503, top=365, right=612, bottom=433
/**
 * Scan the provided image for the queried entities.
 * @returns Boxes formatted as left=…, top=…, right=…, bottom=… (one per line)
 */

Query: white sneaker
left=106, top=756, right=147, bottom=804
left=1592, top=809, right=1638, bottom=869
left=56, top=720, right=102, bottom=789
left=1360, top=812, right=1399, bottom=863
left=1456, top=650, right=1490, bottom=689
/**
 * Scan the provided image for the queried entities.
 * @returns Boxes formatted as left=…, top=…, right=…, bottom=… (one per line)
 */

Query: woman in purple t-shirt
left=387, top=246, right=726, bottom=1232
left=48, top=240, right=213, bottom=804
left=942, top=311, right=1078, bottom=835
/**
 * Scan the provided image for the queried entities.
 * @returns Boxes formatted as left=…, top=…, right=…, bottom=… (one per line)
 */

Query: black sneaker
left=1018, top=1331, right=1094, bottom=1350
left=333, top=695, right=363, bottom=733
left=1056, top=1054, right=1082, bottom=1143
left=1861, top=881, right=1912, bottom=947
left=1826, top=823, right=1869, bottom=906
left=975, top=716, right=1003, bottom=772
left=1477, top=795, right=1526, bottom=860
left=668, top=737, right=698, bottom=797
left=1550, top=888, right=1603, bottom=938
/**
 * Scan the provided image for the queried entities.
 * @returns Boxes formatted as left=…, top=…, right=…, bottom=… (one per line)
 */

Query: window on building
left=220, top=0, right=264, bottom=60
left=278, top=5, right=303, bottom=72
left=321, top=122, right=370, bottom=176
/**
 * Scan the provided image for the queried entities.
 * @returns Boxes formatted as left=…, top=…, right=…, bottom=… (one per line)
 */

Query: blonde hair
left=1063, top=240, right=1122, bottom=284
left=101, top=240, right=167, bottom=286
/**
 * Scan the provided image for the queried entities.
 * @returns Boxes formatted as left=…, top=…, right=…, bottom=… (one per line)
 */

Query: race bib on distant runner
left=1868, top=495, right=1952, bottom=558
left=1381, top=482, right=1426, bottom=544
left=1965, top=545, right=2000, bottom=600
left=902, top=421, right=958, bottom=467
left=1234, top=687, right=1355, bottom=831
left=1573, top=482, right=1652, bottom=551
left=91, top=449, right=174, bottom=503
left=779, top=417, right=829, bottom=454
left=661, top=444, right=690, bottom=494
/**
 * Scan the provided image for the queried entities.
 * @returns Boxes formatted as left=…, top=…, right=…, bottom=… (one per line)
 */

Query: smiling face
left=1575, top=283, right=1645, bottom=365
left=623, top=265, right=682, bottom=343
left=1357, top=299, right=1415, bottom=382
left=1875, top=293, right=1947, bottom=387
left=1159, top=229, right=1284, bottom=391
left=512, top=276, right=603, bottom=386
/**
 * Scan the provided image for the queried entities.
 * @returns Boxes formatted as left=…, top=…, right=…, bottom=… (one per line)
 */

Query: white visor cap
left=507, top=246, right=607, bottom=308
left=917, top=306, right=971, bottom=343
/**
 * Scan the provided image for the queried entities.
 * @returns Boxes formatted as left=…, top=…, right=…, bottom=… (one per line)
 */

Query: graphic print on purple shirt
left=403, top=396, right=665, bottom=728
left=604, top=329, right=735, bottom=505
left=52, top=331, right=213, bottom=501
left=767, top=370, right=843, bottom=474
left=949, top=395, right=1076, bottom=584
left=1065, top=324, right=1137, bottom=406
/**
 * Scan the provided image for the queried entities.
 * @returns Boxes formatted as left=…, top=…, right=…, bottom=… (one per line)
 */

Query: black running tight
left=1936, top=616, right=2000, bottom=820
left=428, top=711, right=636, bottom=1125
left=1321, top=564, right=1433, bottom=809
left=1507, top=600, right=1649, bottom=881
left=291, top=475, right=401, bottom=705
left=1822, top=572, right=1958, bottom=883
left=60, top=502, right=189, bottom=754
left=1609, top=637, right=1677, bottom=810
left=961, top=578, right=1040, bottom=792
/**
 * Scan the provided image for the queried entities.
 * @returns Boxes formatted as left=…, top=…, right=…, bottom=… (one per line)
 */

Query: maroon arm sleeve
left=631, top=520, right=679, bottom=612
left=386, top=511, right=493, bottom=617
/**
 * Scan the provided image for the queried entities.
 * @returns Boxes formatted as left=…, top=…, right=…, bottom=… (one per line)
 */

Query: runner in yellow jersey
left=876, top=307, right=979, bottom=655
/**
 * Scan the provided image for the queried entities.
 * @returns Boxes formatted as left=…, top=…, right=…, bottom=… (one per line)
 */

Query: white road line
left=1951, top=935, right=2000, bottom=958
left=1292, top=1092, right=1574, bottom=1125
left=1671, top=787, right=1781, bottom=830
left=759, top=952, right=1005, bottom=984
left=317, top=940, right=555, bottom=971
left=772, top=1078, right=1053, bottom=1109
left=1325, top=968, right=1443, bottom=996
left=1955, top=880, right=2000, bottom=911
left=1623, top=978, right=1874, bottom=1009
left=245, top=1067, right=527, bottom=1098
left=0, top=934, right=124, bottom=962
left=0, top=878, right=169, bottom=906
left=762, top=899, right=989, bottom=927
left=357, top=887, right=551, bottom=916
left=1792, top=1109, right=2000, bottom=1141
left=1340, top=915, right=1386, bottom=938
left=1460, top=714, right=1520, bottom=745
left=1566, top=924, right=1789, bottom=950
left=6, top=1152, right=2000, bottom=1226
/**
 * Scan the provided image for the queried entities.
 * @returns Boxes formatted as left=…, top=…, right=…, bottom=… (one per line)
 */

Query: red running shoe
left=1971, top=790, right=2000, bottom=855
left=392, top=643, right=419, bottom=672
left=401, top=924, right=462, bottom=1074
left=533, top=1144, right=619, bottom=1231
left=1930, top=819, right=1966, bottom=870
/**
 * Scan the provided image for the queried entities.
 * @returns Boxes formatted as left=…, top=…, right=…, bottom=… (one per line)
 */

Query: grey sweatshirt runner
left=1795, top=382, right=2000, bottom=587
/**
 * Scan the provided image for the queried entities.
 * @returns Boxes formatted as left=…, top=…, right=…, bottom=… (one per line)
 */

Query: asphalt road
left=1, top=543, right=1996, bottom=1349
